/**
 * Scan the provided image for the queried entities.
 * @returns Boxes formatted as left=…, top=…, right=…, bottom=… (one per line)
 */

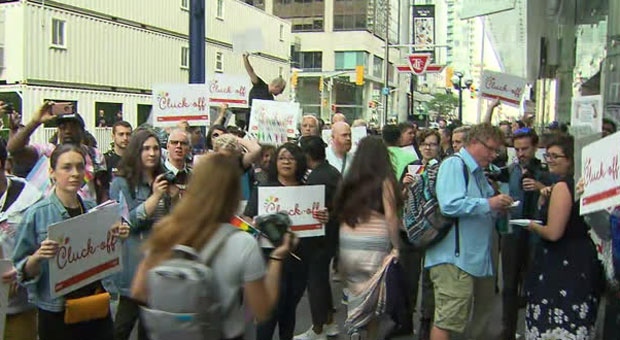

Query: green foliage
left=428, top=93, right=458, bottom=117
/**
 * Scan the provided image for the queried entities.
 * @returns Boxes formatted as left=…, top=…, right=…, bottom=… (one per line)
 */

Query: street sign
left=397, top=54, right=444, bottom=75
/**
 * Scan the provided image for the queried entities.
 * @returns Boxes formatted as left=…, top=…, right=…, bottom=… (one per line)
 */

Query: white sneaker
left=293, top=327, right=327, bottom=340
left=324, top=322, right=340, bottom=337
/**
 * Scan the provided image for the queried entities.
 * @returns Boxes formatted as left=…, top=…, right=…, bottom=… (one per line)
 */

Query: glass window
left=335, top=51, right=368, bottom=71
left=215, top=52, right=223, bottom=72
left=95, top=102, right=123, bottom=128
left=292, top=51, right=322, bottom=71
left=274, top=0, right=324, bottom=32
left=51, top=18, right=66, bottom=47
left=373, top=56, right=383, bottom=78
left=181, top=46, right=189, bottom=69
left=181, top=0, right=189, bottom=10
left=216, top=0, right=224, bottom=18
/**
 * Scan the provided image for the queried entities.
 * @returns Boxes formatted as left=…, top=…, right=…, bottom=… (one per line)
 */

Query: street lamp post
left=451, top=72, right=473, bottom=123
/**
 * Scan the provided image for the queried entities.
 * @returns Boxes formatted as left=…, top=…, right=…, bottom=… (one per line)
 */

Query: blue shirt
left=425, top=148, right=497, bottom=277
left=107, top=176, right=170, bottom=297
left=12, top=194, right=97, bottom=312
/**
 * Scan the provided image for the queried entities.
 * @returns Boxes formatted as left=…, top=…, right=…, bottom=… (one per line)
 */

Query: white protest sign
left=249, top=100, right=301, bottom=145
left=258, top=185, right=325, bottom=238
left=232, top=29, right=264, bottom=54
left=48, top=203, right=122, bottom=298
left=152, top=84, right=210, bottom=127
left=480, top=70, right=527, bottom=107
left=580, top=131, right=620, bottom=215
left=0, top=260, right=10, bottom=337
left=208, top=74, right=251, bottom=108
left=571, top=95, right=603, bottom=139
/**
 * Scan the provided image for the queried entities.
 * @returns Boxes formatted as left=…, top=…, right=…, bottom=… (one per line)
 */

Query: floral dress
left=524, top=178, right=604, bottom=339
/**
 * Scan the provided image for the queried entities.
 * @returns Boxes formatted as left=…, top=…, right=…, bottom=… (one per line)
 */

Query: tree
left=428, top=93, right=459, bottom=119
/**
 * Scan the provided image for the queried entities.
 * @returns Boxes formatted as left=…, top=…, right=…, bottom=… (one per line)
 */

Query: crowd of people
left=0, top=88, right=617, bottom=340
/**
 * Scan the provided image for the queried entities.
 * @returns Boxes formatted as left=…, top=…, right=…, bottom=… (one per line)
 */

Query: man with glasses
left=163, top=128, right=192, bottom=193
left=500, top=127, right=555, bottom=340
left=427, top=123, right=514, bottom=340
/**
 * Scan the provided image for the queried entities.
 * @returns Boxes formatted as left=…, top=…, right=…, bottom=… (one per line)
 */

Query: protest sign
left=0, top=259, right=10, bottom=337
left=258, top=185, right=325, bottom=238
left=571, top=95, right=603, bottom=139
left=249, top=100, right=301, bottom=145
left=479, top=70, right=527, bottom=107
left=152, top=84, right=210, bottom=127
left=48, top=202, right=122, bottom=298
left=580, top=131, right=620, bottom=215
left=232, top=29, right=264, bottom=55
left=208, top=74, right=251, bottom=108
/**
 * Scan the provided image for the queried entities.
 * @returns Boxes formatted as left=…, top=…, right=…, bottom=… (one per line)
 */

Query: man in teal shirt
left=383, top=124, right=418, bottom=179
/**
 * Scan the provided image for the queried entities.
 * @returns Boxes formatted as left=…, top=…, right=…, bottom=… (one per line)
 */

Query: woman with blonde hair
left=131, top=153, right=296, bottom=340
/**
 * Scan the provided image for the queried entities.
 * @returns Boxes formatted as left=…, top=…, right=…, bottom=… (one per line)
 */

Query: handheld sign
left=580, top=131, right=620, bottom=215
left=258, top=185, right=325, bottom=238
left=48, top=202, right=122, bottom=298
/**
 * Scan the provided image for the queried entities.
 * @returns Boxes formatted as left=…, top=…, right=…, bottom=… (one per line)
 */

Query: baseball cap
left=57, top=113, right=85, bottom=129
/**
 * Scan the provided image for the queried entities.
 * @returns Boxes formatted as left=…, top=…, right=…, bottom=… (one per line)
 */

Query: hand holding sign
left=35, top=239, right=60, bottom=260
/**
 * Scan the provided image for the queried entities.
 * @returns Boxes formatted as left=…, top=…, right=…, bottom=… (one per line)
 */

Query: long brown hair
left=143, top=153, right=242, bottom=266
left=334, top=136, right=402, bottom=227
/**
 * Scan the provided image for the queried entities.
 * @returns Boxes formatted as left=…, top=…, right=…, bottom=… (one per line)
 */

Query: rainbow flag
left=230, top=215, right=260, bottom=237
left=26, top=156, right=53, bottom=196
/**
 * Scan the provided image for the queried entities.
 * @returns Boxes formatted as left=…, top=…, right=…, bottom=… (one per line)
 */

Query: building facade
left=0, top=0, right=290, bottom=144
left=249, top=0, right=405, bottom=126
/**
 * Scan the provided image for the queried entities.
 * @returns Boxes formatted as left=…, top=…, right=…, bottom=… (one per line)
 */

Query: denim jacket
left=107, top=176, right=169, bottom=297
left=12, top=193, right=96, bottom=312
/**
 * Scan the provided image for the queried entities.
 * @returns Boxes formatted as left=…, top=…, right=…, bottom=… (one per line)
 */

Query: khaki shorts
left=429, top=264, right=474, bottom=333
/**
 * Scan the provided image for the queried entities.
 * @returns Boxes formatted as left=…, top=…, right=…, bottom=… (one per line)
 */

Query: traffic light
left=319, top=76, right=324, bottom=92
left=470, top=85, right=476, bottom=99
left=355, top=65, right=364, bottom=86
left=291, top=71, right=298, bottom=88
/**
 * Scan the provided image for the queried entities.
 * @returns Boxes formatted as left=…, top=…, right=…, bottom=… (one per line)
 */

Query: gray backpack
left=140, top=224, right=238, bottom=340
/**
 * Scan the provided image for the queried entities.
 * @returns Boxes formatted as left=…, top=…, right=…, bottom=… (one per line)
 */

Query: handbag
left=64, top=291, right=111, bottom=324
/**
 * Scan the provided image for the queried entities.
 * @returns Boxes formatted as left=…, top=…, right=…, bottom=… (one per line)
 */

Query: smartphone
left=51, top=102, right=74, bottom=116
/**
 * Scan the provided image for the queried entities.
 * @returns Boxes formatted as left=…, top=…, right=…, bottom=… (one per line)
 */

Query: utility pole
left=189, top=0, right=205, bottom=84
left=382, top=0, right=390, bottom=126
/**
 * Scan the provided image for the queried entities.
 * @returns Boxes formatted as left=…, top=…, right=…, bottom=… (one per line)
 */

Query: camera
left=255, top=212, right=292, bottom=248
left=162, top=171, right=177, bottom=184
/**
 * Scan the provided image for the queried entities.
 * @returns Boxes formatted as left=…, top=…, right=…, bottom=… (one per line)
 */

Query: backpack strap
left=2, top=178, right=26, bottom=213
left=198, top=224, right=239, bottom=265
left=449, top=154, right=470, bottom=258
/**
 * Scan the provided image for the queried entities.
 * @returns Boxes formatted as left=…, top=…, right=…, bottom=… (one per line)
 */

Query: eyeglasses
left=543, top=153, right=566, bottom=161
left=420, top=142, right=439, bottom=148
left=476, top=138, right=499, bottom=155
left=168, top=140, right=188, bottom=146
left=278, top=157, right=296, bottom=163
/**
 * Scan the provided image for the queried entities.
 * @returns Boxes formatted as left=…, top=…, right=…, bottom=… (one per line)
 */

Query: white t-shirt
left=210, top=226, right=266, bottom=338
